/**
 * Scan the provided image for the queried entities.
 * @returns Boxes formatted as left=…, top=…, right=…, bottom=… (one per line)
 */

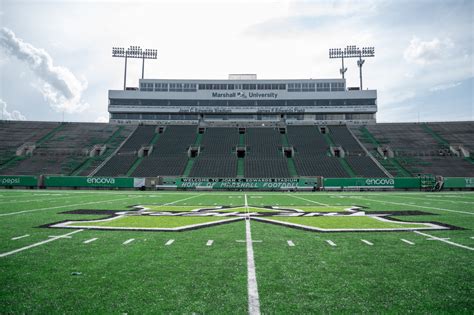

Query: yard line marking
left=244, top=193, right=249, bottom=208
left=206, top=240, right=214, bottom=246
left=356, top=197, right=474, bottom=215
left=326, top=240, right=337, bottom=247
left=83, top=238, right=98, bottom=244
left=414, top=231, right=474, bottom=251
left=11, top=234, right=30, bottom=240
left=123, top=238, right=135, bottom=245
left=287, top=240, right=295, bottom=247
left=163, top=194, right=204, bottom=206
left=290, top=195, right=329, bottom=206
left=165, top=239, right=175, bottom=246
left=245, top=218, right=260, bottom=315
left=401, top=239, right=415, bottom=245
left=361, top=239, right=373, bottom=246
left=0, top=229, right=83, bottom=258
left=471, top=237, right=474, bottom=239
left=236, top=240, right=262, bottom=243
left=0, top=195, right=140, bottom=217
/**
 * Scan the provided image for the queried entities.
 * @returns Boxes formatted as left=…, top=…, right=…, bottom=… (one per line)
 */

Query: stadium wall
left=0, top=175, right=472, bottom=190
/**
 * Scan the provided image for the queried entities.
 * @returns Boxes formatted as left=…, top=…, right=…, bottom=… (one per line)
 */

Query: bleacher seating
left=329, top=126, right=365, bottom=154
left=1, top=121, right=472, bottom=178
left=356, top=123, right=474, bottom=177
left=94, top=154, right=137, bottom=177
left=131, top=125, right=196, bottom=177
left=1, top=123, right=123, bottom=176
left=0, top=121, right=60, bottom=165
left=293, top=156, right=348, bottom=177
left=427, top=122, right=474, bottom=152
left=190, top=128, right=238, bottom=177
left=346, top=156, right=387, bottom=177
left=245, top=128, right=290, bottom=178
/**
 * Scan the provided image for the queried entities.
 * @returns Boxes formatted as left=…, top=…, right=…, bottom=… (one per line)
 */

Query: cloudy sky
left=0, top=0, right=472, bottom=123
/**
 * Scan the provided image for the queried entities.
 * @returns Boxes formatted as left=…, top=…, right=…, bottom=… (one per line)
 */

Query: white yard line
left=361, top=239, right=373, bottom=246
left=0, top=229, right=83, bottom=258
left=290, top=195, right=329, bottom=206
left=165, top=239, right=175, bottom=246
left=356, top=197, right=474, bottom=215
left=11, top=234, right=30, bottom=240
left=123, top=238, right=135, bottom=245
left=287, top=240, right=295, bottom=247
left=413, top=231, right=474, bottom=251
left=206, top=240, right=214, bottom=246
left=83, top=238, right=98, bottom=244
left=326, top=240, right=337, bottom=247
left=401, top=239, right=414, bottom=245
left=0, top=195, right=139, bottom=217
left=245, top=218, right=260, bottom=315
left=163, top=194, right=204, bottom=206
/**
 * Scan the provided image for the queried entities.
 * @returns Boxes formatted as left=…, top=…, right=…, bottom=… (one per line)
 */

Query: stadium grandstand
left=0, top=74, right=473, bottom=190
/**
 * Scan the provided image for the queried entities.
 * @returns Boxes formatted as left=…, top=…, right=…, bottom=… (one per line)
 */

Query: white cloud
left=429, top=81, right=461, bottom=92
left=288, top=0, right=378, bottom=17
left=0, top=99, right=26, bottom=121
left=403, top=36, right=454, bottom=65
left=0, top=27, right=88, bottom=113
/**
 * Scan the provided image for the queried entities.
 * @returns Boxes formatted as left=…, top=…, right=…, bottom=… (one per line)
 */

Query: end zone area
left=1, top=190, right=473, bottom=313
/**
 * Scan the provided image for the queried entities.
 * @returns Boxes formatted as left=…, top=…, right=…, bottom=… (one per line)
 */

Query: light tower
left=112, top=46, right=158, bottom=90
left=329, top=45, right=375, bottom=90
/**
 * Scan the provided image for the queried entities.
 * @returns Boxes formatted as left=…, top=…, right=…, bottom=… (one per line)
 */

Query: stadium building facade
left=108, top=75, right=377, bottom=125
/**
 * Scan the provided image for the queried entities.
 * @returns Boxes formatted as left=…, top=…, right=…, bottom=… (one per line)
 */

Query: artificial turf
left=1, top=190, right=473, bottom=313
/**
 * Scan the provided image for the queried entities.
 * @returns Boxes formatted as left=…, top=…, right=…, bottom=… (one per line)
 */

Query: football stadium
left=1, top=2, right=473, bottom=312
left=1, top=66, right=473, bottom=313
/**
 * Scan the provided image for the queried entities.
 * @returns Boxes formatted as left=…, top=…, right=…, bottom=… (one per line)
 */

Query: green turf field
left=1, top=190, right=473, bottom=313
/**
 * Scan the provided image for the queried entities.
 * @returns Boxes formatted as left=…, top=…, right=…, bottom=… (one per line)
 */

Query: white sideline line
left=0, top=229, right=83, bottom=258
left=83, top=238, right=98, bottom=244
left=0, top=195, right=70, bottom=205
left=394, top=195, right=474, bottom=205
left=361, top=239, right=373, bottom=246
left=246, top=218, right=260, bottom=315
left=0, top=195, right=139, bottom=217
left=165, top=239, right=174, bottom=246
left=11, top=234, right=30, bottom=240
left=326, top=240, right=337, bottom=247
left=123, top=238, right=135, bottom=245
left=401, top=239, right=414, bottom=245
left=356, top=197, right=474, bottom=215
left=414, top=231, right=474, bottom=251
left=290, top=195, right=329, bottom=206
left=287, top=240, right=295, bottom=247
left=206, top=240, right=214, bottom=246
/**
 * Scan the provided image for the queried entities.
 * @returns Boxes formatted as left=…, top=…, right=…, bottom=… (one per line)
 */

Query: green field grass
left=1, top=190, right=473, bottom=313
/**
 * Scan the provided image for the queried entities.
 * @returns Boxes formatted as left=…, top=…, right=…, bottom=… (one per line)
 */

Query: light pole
left=329, top=45, right=375, bottom=89
left=112, top=46, right=158, bottom=90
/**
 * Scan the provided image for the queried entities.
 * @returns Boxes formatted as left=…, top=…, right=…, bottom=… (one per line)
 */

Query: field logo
left=47, top=204, right=458, bottom=233
left=87, top=177, right=115, bottom=185
left=365, top=178, right=394, bottom=186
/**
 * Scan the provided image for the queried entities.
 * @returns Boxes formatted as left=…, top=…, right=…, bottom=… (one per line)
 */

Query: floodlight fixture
left=112, top=46, right=158, bottom=90
left=329, top=45, right=375, bottom=89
